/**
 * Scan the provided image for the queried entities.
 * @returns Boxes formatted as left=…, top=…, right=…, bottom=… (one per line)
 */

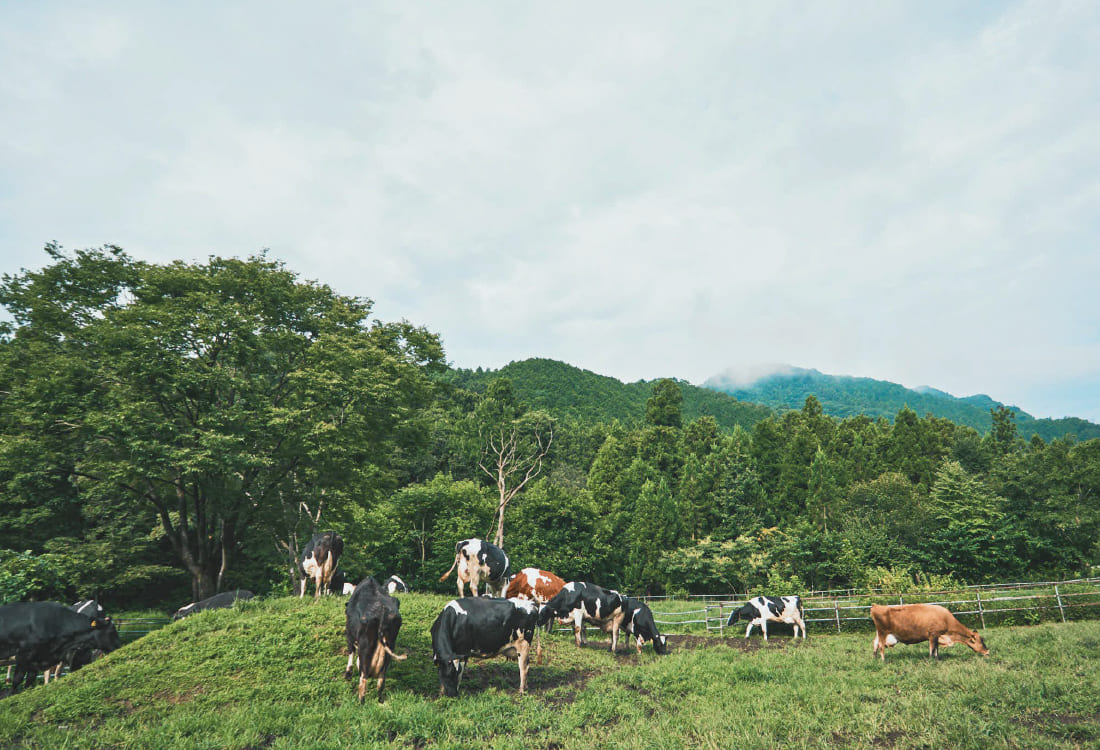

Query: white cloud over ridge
left=2, top=1, right=1098, bottom=421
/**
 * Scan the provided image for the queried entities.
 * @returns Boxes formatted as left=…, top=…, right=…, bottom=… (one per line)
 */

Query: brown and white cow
left=505, top=568, right=566, bottom=604
left=299, top=531, right=344, bottom=600
left=870, top=603, right=990, bottom=660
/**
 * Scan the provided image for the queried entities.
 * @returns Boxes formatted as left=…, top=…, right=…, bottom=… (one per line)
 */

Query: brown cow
left=870, top=603, right=989, bottom=660
left=505, top=568, right=566, bottom=604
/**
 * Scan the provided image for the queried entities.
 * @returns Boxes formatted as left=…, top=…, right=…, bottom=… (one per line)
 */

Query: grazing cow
left=300, top=531, right=344, bottom=599
left=506, top=568, right=566, bottom=604
left=343, top=577, right=406, bottom=702
left=871, top=603, right=989, bottom=660
left=621, top=597, right=670, bottom=655
left=431, top=597, right=539, bottom=697
left=439, top=539, right=510, bottom=598
left=0, top=602, right=121, bottom=694
left=726, top=596, right=807, bottom=641
left=44, top=600, right=113, bottom=683
left=537, top=581, right=631, bottom=652
left=171, top=589, right=254, bottom=621
left=327, top=569, right=353, bottom=596
left=384, top=575, right=409, bottom=595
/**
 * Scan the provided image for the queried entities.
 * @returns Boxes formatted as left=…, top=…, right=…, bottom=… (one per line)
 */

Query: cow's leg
left=872, top=634, right=881, bottom=659
left=345, top=650, right=356, bottom=680
left=469, top=569, right=481, bottom=597
left=636, top=635, right=644, bottom=655
left=744, top=620, right=755, bottom=639
left=761, top=619, right=769, bottom=641
left=610, top=622, right=619, bottom=653
left=516, top=639, right=531, bottom=694
left=929, top=632, right=943, bottom=660
left=299, top=576, right=306, bottom=598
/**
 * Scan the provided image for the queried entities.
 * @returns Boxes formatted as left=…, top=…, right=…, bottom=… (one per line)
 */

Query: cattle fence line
left=640, top=578, right=1100, bottom=637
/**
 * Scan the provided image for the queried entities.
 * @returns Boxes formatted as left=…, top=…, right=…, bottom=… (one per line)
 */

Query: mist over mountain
left=704, top=365, right=1100, bottom=442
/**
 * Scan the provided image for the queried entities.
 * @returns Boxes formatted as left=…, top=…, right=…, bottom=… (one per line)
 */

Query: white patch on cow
left=342, top=582, right=355, bottom=595
left=564, top=581, right=577, bottom=592
left=510, top=598, right=536, bottom=614
left=446, top=600, right=468, bottom=616
left=452, top=659, right=463, bottom=672
left=465, top=539, right=483, bottom=560
left=886, top=634, right=898, bottom=646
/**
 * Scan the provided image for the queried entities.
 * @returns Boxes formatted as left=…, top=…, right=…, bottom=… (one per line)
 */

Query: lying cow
left=439, top=538, right=510, bottom=598
left=726, top=596, right=807, bottom=640
left=537, top=581, right=632, bottom=652
left=344, top=577, right=406, bottom=702
left=506, top=567, right=565, bottom=604
left=430, top=597, right=539, bottom=697
left=384, top=575, right=409, bottom=595
left=0, top=602, right=121, bottom=694
left=171, top=589, right=254, bottom=621
left=621, top=597, right=670, bottom=655
left=871, top=603, right=989, bottom=660
left=300, top=530, right=344, bottom=599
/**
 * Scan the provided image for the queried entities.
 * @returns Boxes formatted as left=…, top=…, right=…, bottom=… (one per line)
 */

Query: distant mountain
left=704, top=366, right=1100, bottom=442
left=440, top=358, right=773, bottom=431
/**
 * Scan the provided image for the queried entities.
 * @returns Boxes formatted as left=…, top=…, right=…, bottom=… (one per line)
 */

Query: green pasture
left=1, top=594, right=1098, bottom=749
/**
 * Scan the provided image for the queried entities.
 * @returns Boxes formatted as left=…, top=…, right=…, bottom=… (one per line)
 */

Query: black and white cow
left=537, top=581, right=632, bottom=652
left=300, top=531, right=344, bottom=599
left=327, top=569, right=355, bottom=596
left=344, top=577, right=406, bottom=703
left=621, top=597, right=670, bottom=655
left=0, top=602, right=121, bottom=694
left=439, top=539, right=510, bottom=598
left=726, top=595, right=807, bottom=640
left=171, top=589, right=255, bottom=621
left=430, top=597, right=539, bottom=697
left=384, top=575, right=409, bottom=595
left=43, top=600, right=113, bottom=683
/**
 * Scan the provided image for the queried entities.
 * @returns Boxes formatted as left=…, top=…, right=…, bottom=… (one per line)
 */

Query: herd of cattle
left=0, top=532, right=990, bottom=702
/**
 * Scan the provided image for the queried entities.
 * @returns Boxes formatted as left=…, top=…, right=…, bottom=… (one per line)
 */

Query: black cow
left=44, top=600, right=113, bottom=683
left=384, top=575, right=409, bottom=595
left=726, top=595, right=807, bottom=640
left=430, top=597, right=539, bottom=697
left=300, top=531, right=344, bottom=599
left=343, top=577, right=406, bottom=702
left=0, top=602, right=121, bottom=694
left=538, top=581, right=631, bottom=652
left=621, top=597, right=670, bottom=655
left=327, top=569, right=354, bottom=595
left=171, top=589, right=254, bottom=621
left=439, top=539, right=510, bottom=597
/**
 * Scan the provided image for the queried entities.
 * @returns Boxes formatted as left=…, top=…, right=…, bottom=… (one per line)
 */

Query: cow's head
left=89, top=615, right=122, bottom=653
left=653, top=633, right=670, bottom=655
left=969, top=631, right=990, bottom=656
left=434, top=655, right=464, bottom=697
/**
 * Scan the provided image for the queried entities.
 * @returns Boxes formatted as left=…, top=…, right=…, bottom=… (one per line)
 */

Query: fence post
left=1054, top=585, right=1066, bottom=623
left=834, top=600, right=841, bottom=633
left=719, top=603, right=725, bottom=635
left=975, top=590, right=986, bottom=629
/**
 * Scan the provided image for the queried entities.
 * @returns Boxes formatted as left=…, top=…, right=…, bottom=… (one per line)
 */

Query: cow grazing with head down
left=871, top=603, right=989, bottom=661
left=621, top=597, right=670, bottom=655
left=384, top=575, right=409, bottom=595
left=726, top=596, right=807, bottom=641
left=300, top=531, right=344, bottom=599
left=43, top=600, right=113, bottom=683
left=344, top=577, right=406, bottom=702
left=439, top=539, right=510, bottom=598
left=0, top=602, right=121, bottom=694
left=431, top=597, right=539, bottom=697
left=537, top=582, right=633, bottom=653
left=171, top=589, right=254, bottom=621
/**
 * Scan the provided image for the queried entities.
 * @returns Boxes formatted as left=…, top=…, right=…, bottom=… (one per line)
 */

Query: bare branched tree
left=479, top=419, right=553, bottom=549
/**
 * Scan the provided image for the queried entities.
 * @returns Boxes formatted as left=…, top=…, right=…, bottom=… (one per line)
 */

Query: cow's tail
left=439, top=555, right=459, bottom=582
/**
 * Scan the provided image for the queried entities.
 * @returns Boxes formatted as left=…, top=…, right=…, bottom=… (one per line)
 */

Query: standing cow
left=344, top=577, right=406, bottom=702
left=300, top=531, right=344, bottom=599
left=439, top=539, right=510, bottom=598
left=538, top=582, right=632, bottom=652
left=430, top=597, right=539, bottom=697
left=0, top=602, right=121, bottom=694
left=43, top=600, right=113, bottom=683
left=871, top=603, right=989, bottom=660
left=726, top=596, right=807, bottom=641
left=506, top=568, right=566, bottom=604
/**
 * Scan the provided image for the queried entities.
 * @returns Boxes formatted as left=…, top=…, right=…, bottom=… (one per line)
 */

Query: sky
left=2, top=1, right=1099, bottom=422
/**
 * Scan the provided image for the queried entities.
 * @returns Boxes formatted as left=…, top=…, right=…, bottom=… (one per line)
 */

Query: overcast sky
left=2, top=2, right=1098, bottom=422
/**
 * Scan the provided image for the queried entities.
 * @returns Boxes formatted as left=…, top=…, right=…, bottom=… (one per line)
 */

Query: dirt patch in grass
left=830, top=730, right=908, bottom=748
left=1013, top=710, right=1100, bottom=742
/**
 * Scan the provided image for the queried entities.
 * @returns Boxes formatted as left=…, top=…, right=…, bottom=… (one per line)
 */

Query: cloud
left=1, top=1, right=1098, bottom=421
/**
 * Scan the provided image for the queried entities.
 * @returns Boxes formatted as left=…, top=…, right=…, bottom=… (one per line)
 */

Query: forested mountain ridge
left=440, top=358, right=773, bottom=431
left=705, top=366, right=1100, bottom=443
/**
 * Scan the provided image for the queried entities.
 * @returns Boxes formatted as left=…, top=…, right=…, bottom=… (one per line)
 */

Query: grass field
left=1, top=594, right=1098, bottom=749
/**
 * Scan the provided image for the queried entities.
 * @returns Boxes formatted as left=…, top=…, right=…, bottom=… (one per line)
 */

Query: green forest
left=2, top=248, right=1098, bottom=609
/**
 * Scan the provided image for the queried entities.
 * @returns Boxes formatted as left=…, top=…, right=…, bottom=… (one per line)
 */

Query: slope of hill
left=705, top=366, right=1100, bottom=442
left=441, top=358, right=773, bottom=431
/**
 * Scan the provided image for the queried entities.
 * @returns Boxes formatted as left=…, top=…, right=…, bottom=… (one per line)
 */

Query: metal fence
left=641, top=578, right=1100, bottom=636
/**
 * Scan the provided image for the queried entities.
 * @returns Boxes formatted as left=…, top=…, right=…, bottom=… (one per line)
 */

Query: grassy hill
left=2, top=595, right=1099, bottom=749
left=705, top=366, right=1100, bottom=442
left=441, top=358, right=773, bottom=431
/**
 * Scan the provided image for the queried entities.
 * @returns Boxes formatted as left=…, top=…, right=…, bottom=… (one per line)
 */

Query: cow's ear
left=90, top=620, right=98, bottom=628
